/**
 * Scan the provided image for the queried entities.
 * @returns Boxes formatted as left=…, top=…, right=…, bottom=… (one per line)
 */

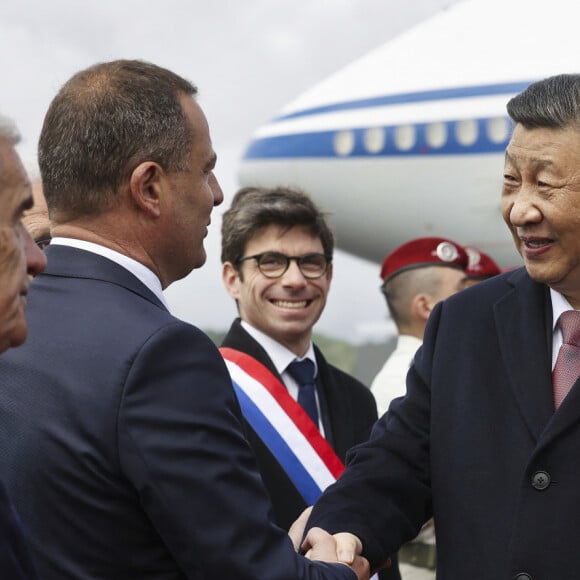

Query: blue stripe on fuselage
left=274, top=81, right=535, bottom=122
left=243, top=117, right=512, bottom=160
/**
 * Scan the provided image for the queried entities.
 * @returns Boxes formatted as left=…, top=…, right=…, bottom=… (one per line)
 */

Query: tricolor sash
left=220, top=347, right=344, bottom=504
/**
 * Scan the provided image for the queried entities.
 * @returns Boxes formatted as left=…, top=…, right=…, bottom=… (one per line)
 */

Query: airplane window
left=333, top=130, right=355, bottom=156
left=394, top=125, right=416, bottom=151
left=426, top=122, right=447, bottom=149
left=487, top=117, right=510, bottom=144
left=363, top=127, right=386, bottom=153
left=455, top=119, right=478, bottom=146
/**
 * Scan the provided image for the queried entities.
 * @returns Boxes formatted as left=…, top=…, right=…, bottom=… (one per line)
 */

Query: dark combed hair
left=507, top=73, right=580, bottom=129
left=38, top=59, right=197, bottom=220
left=220, top=186, right=335, bottom=266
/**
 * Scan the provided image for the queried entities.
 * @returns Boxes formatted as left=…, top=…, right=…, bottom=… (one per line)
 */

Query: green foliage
left=312, top=333, right=357, bottom=374
left=204, top=329, right=225, bottom=347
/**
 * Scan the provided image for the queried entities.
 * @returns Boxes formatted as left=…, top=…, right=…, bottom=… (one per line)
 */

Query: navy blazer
left=0, top=245, right=357, bottom=580
left=308, top=268, right=580, bottom=579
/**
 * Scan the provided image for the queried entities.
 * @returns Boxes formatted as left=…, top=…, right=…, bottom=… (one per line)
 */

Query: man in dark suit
left=220, top=186, right=399, bottom=579
left=0, top=60, right=369, bottom=580
left=0, top=115, right=47, bottom=578
left=305, top=73, right=580, bottom=579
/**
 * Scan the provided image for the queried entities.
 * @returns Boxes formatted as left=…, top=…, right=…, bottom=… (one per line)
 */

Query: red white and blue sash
left=220, top=347, right=344, bottom=504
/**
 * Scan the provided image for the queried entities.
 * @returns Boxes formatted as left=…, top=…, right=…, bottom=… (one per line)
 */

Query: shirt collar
left=396, top=334, right=423, bottom=349
left=550, top=287, right=576, bottom=331
left=240, top=320, right=317, bottom=377
left=50, top=237, right=168, bottom=309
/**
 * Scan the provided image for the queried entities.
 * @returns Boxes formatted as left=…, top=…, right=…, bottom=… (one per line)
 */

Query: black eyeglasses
left=35, top=237, right=52, bottom=251
left=237, top=251, right=331, bottom=279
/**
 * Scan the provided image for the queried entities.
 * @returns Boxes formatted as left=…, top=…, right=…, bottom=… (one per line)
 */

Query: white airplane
left=237, top=0, right=580, bottom=269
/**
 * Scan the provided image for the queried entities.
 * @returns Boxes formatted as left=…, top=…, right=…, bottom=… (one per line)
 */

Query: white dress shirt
left=370, top=334, right=422, bottom=418
left=240, top=320, right=324, bottom=434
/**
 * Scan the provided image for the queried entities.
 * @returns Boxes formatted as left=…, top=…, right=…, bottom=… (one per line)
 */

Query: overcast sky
left=0, top=0, right=460, bottom=343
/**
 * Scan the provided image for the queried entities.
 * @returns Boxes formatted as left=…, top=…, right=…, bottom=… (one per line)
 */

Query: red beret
left=464, top=246, right=501, bottom=279
left=380, top=237, right=468, bottom=283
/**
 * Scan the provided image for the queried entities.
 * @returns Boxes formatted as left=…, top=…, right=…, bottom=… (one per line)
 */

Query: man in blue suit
left=306, top=74, right=580, bottom=580
left=0, top=115, right=47, bottom=578
left=0, top=60, right=368, bottom=580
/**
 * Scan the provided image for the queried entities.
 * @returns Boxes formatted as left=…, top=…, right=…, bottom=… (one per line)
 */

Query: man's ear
left=222, top=261, right=242, bottom=299
left=129, top=161, right=163, bottom=218
left=411, top=293, right=434, bottom=323
left=325, top=261, right=334, bottom=285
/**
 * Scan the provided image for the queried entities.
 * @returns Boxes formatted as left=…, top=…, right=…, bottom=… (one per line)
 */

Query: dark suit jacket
left=0, top=481, right=37, bottom=578
left=222, top=320, right=400, bottom=580
left=308, top=267, right=580, bottom=579
left=0, top=245, right=357, bottom=580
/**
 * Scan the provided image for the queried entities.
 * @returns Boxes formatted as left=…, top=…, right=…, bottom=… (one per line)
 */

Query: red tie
left=552, top=310, right=580, bottom=409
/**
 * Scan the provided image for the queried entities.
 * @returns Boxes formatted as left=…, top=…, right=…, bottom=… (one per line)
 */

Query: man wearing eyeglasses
left=220, top=186, right=400, bottom=580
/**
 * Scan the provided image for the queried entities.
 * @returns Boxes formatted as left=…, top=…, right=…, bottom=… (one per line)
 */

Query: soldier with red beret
left=371, top=236, right=468, bottom=416
left=370, top=237, right=468, bottom=580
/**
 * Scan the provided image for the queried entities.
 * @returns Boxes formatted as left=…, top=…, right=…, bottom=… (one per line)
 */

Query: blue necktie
left=287, top=359, right=319, bottom=427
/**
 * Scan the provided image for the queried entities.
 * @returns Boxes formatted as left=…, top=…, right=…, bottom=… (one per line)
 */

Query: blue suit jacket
left=0, top=245, right=356, bottom=580
left=308, top=268, right=580, bottom=579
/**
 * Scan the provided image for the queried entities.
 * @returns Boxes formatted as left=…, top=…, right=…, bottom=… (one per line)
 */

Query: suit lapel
left=312, top=346, right=339, bottom=450
left=494, top=269, right=553, bottom=440
left=494, top=270, right=580, bottom=447
left=43, top=245, right=167, bottom=311
left=221, top=320, right=281, bottom=378
left=538, top=337, right=580, bottom=446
